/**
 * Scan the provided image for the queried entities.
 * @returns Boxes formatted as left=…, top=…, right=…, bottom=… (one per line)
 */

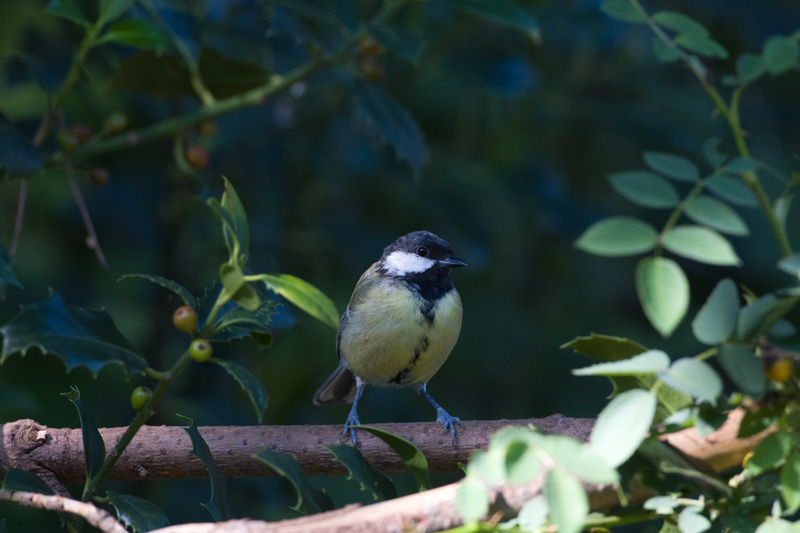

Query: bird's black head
left=379, top=231, right=467, bottom=280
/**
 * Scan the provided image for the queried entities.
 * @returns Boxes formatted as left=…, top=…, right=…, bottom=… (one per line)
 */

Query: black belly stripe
left=389, top=336, right=430, bottom=384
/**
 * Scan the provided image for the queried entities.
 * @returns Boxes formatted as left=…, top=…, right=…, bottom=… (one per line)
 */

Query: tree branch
left=0, top=490, right=127, bottom=533
left=0, top=415, right=592, bottom=485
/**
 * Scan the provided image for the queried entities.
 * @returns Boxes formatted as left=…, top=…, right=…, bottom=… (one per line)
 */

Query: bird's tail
left=313, top=362, right=357, bottom=405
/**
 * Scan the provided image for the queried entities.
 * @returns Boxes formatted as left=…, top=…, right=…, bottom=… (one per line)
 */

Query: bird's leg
left=343, top=376, right=366, bottom=445
left=415, top=383, right=462, bottom=444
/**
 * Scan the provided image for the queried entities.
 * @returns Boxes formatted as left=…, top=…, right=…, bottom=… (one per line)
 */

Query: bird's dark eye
left=416, top=246, right=429, bottom=257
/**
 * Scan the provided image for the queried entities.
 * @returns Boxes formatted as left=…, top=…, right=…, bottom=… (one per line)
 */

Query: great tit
left=313, top=230, right=467, bottom=444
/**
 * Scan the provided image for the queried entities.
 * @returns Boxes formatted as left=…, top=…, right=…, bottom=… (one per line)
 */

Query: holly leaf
left=118, top=274, right=197, bottom=309
left=180, top=416, right=235, bottom=522
left=61, top=387, right=106, bottom=481
left=253, top=447, right=332, bottom=514
left=352, top=80, right=428, bottom=175
left=325, top=444, right=396, bottom=501
left=212, top=359, right=268, bottom=423
left=0, top=291, right=147, bottom=377
left=107, top=490, right=169, bottom=533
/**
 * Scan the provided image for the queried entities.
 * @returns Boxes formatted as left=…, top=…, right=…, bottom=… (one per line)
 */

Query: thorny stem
left=630, top=0, right=793, bottom=258
left=64, top=155, right=109, bottom=270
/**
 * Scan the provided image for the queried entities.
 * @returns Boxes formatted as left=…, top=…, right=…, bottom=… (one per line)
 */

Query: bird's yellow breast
left=339, top=279, right=462, bottom=386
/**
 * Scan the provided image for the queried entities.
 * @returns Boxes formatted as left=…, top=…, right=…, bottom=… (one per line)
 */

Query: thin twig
left=0, top=490, right=127, bottom=533
left=64, top=156, right=109, bottom=270
left=9, top=180, right=27, bottom=258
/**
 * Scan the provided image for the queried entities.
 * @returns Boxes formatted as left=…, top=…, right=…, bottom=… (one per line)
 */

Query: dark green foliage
left=181, top=417, right=235, bottom=522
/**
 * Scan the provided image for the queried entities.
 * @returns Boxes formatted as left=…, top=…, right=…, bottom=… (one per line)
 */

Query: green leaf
left=725, top=157, right=761, bottom=174
left=702, top=138, right=727, bottom=168
left=219, top=264, right=260, bottom=311
left=601, top=0, right=646, bottom=23
left=573, top=349, right=670, bottom=376
left=369, top=25, right=424, bottom=65
left=608, top=170, right=680, bottom=208
left=652, top=37, right=680, bottom=63
left=352, top=80, right=428, bottom=174
left=718, top=344, right=765, bottom=398
left=692, top=278, right=739, bottom=345
left=737, top=53, right=767, bottom=84
left=442, top=0, right=540, bottom=43
left=0, top=114, right=43, bottom=179
left=644, top=151, right=700, bottom=182
left=636, top=257, right=689, bottom=337
left=763, top=35, right=800, bottom=76
left=684, top=195, right=749, bottom=236
left=678, top=507, right=711, bottom=533
left=212, top=359, right=268, bottom=423
left=254, top=447, right=332, bottom=514
left=575, top=217, right=657, bottom=257
left=781, top=448, right=800, bottom=514
left=705, top=175, right=759, bottom=207
left=560, top=333, right=647, bottom=362
left=46, top=0, right=92, bottom=27
left=98, top=19, right=169, bottom=49
left=778, top=253, right=800, bottom=278
left=61, top=387, right=106, bottom=482
left=98, top=0, right=134, bottom=24
left=259, top=273, right=339, bottom=329
left=518, top=497, right=548, bottom=531
left=658, top=358, right=722, bottom=403
left=643, top=495, right=681, bottom=514
left=639, top=439, right=732, bottom=497
left=500, top=435, right=542, bottom=485
left=545, top=468, right=588, bottom=533
left=181, top=417, right=235, bottom=521
left=536, top=436, right=618, bottom=484
left=325, top=444, right=396, bottom=501
left=755, top=518, right=797, bottom=533
left=737, top=293, right=800, bottom=340
left=355, top=426, right=431, bottom=491
left=746, top=431, right=792, bottom=476
left=589, top=389, right=656, bottom=467
left=117, top=274, right=197, bottom=309
left=652, top=11, right=710, bottom=35
left=107, top=490, right=169, bottom=533
left=0, top=243, right=22, bottom=289
left=661, top=225, right=741, bottom=266
left=0, top=291, right=147, bottom=377
left=220, top=177, right=250, bottom=265
left=675, top=32, right=728, bottom=59
left=456, top=478, right=489, bottom=523
left=1, top=468, right=55, bottom=495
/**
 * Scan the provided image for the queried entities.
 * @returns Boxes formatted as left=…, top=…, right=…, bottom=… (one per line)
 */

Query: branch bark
left=0, top=415, right=592, bottom=486
left=0, top=490, right=127, bottom=533
left=0, top=410, right=770, bottom=533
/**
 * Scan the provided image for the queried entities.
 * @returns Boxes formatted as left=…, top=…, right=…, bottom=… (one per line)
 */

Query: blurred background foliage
left=1, top=0, right=800, bottom=528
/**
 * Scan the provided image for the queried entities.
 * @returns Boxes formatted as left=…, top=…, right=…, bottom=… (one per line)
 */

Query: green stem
left=694, top=347, right=718, bottom=361
left=82, top=349, right=195, bottom=501
left=70, top=0, right=412, bottom=161
left=632, top=0, right=792, bottom=258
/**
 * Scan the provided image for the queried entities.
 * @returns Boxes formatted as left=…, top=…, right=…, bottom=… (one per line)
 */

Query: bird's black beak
left=438, top=256, right=467, bottom=268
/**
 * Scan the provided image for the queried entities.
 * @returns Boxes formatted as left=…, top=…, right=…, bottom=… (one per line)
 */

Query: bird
left=313, top=230, right=467, bottom=445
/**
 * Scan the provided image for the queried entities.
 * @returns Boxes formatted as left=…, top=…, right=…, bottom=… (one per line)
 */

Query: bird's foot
left=436, top=408, right=463, bottom=444
left=342, top=410, right=362, bottom=446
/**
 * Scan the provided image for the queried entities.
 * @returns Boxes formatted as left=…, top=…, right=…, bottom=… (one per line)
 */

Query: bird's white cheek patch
left=384, top=251, right=435, bottom=276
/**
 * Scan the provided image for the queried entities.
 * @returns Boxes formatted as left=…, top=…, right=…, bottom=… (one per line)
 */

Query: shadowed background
left=1, top=0, right=799, bottom=527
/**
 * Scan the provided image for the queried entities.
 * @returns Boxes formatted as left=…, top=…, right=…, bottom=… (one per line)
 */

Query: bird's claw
left=343, top=412, right=361, bottom=446
left=436, top=408, right=463, bottom=444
